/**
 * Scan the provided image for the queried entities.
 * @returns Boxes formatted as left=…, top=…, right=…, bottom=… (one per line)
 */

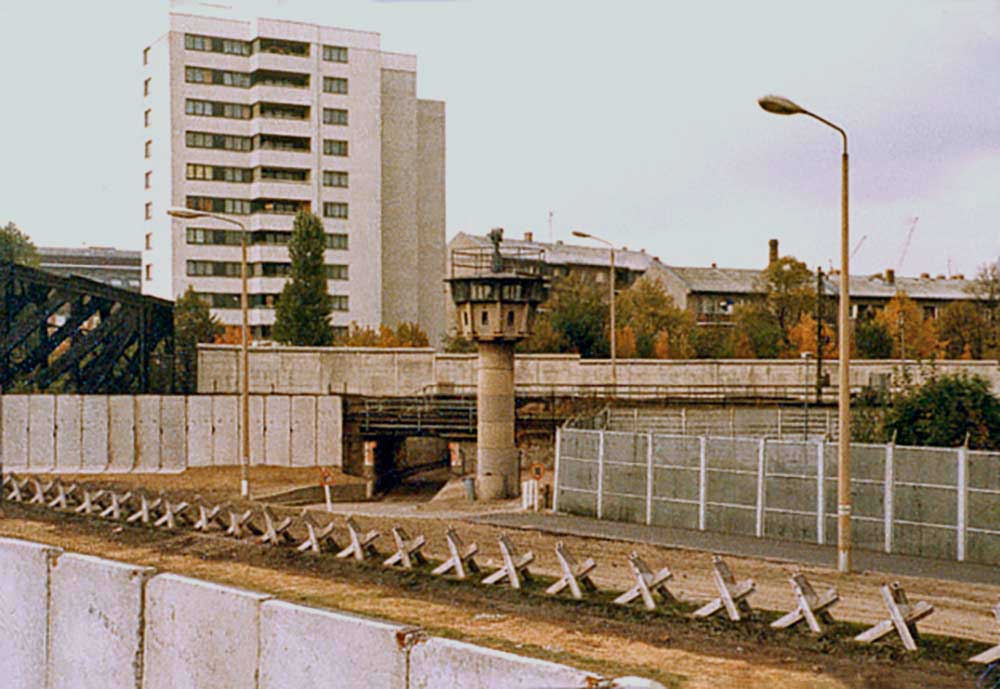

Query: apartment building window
left=187, top=228, right=244, bottom=245
left=323, top=108, right=348, bottom=126
left=143, top=78, right=151, bottom=96
left=256, top=102, right=309, bottom=120
left=259, top=167, right=309, bottom=182
left=323, top=202, right=348, bottom=219
left=255, top=134, right=309, bottom=152
left=252, top=263, right=292, bottom=277
left=185, top=67, right=251, bottom=88
left=326, top=265, right=349, bottom=280
left=254, top=37, right=309, bottom=57
left=186, top=131, right=253, bottom=152
left=144, top=140, right=152, bottom=158
left=186, top=195, right=251, bottom=215
left=144, top=202, right=152, bottom=220
left=323, top=45, right=348, bottom=63
left=186, top=99, right=252, bottom=120
left=331, top=295, right=349, bottom=311
left=143, top=47, right=150, bottom=65
left=145, top=264, right=152, bottom=280
left=185, top=33, right=251, bottom=56
left=145, top=233, right=152, bottom=250
left=251, top=198, right=309, bottom=215
left=186, top=164, right=253, bottom=183
left=144, top=109, right=151, bottom=127
left=323, top=77, right=348, bottom=95
left=323, top=171, right=349, bottom=188
left=324, top=139, right=348, bottom=157
left=328, top=233, right=348, bottom=250
left=251, top=70, right=310, bottom=88
left=144, top=171, right=152, bottom=189
left=186, top=260, right=243, bottom=277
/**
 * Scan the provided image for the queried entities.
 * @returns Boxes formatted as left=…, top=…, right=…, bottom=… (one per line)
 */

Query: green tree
left=855, top=318, right=893, bottom=359
left=517, top=315, right=567, bottom=353
left=174, top=287, right=224, bottom=393
left=886, top=374, right=1000, bottom=449
left=732, top=304, right=784, bottom=358
left=758, top=256, right=815, bottom=348
left=690, top=325, right=735, bottom=359
left=967, top=263, right=1000, bottom=356
left=0, top=221, right=39, bottom=266
left=544, top=273, right=608, bottom=358
left=615, top=277, right=695, bottom=358
left=937, top=301, right=988, bottom=359
left=273, top=211, right=334, bottom=346
left=442, top=332, right=477, bottom=353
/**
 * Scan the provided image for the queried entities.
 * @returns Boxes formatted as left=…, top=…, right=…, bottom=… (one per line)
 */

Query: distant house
left=646, top=261, right=979, bottom=325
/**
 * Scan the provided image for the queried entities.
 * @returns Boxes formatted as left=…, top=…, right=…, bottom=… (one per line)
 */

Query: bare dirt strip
left=1, top=497, right=993, bottom=689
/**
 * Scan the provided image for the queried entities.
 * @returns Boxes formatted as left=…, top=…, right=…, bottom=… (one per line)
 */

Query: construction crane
left=850, top=234, right=867, bottom=259
left=897, top=216, right=919, bottom=272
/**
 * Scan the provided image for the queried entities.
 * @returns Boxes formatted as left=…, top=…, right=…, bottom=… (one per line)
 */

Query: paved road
left=473, top=511, right=1000, bottom=586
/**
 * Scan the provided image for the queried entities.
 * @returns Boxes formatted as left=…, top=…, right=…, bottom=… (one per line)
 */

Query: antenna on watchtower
left=548, top=210, right=554, bottom=243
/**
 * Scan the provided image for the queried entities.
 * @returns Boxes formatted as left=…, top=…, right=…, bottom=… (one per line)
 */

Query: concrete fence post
left=816, top=439, right=825, bottom=545
left=680, top=407, right=687, bottom=435
left=957, top=444, right=968, bottom=562
left=884, top=440, right=895, bottom=554
left=698, top=436, right=707, bottom=531
left=552, top=427, right=562, bottom=513
left=777, top=408, right=783, bottom=439
left=645, top=432, right=654, bottom=526
left=596, top=430, right=605, bottom=520
left=756, top=438, right=766, bottom=538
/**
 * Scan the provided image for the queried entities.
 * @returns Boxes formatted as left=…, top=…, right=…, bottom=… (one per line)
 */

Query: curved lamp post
left=571, top=230, right=617, bottom=394
left=168, top=207, right=251, bottom=499
left=758, top=95, right=852, bottom=573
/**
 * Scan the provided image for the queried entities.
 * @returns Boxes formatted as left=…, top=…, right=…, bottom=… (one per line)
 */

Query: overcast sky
left=1, top=0, right=998, bottom=277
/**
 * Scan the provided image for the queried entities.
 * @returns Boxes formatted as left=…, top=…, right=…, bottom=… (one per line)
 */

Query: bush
left=886, top=373, right=1000, bottom=449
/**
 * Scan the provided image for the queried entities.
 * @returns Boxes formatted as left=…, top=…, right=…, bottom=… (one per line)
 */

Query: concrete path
left=473, top=511, right=1000, bottom=586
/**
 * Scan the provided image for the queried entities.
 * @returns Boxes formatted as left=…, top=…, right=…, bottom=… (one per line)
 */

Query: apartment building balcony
left=250, top=84, right=312, bottom=106
left=250, top=148, right=313, bottom=169
left=250, top=51, right=312, bottom=74
left=250, top=117, right=312, bottom=138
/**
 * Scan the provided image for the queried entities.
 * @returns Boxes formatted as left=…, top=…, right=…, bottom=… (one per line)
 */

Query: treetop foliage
left=0, top=221, right=39, bottom=267
left=272, top=211, right=334, bottom=346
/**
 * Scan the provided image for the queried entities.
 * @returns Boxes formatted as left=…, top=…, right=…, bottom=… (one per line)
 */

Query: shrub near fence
left=553, top=428, right=1000, bottom=565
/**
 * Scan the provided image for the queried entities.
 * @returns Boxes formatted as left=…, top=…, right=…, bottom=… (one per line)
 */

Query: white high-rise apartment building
left=141, top=11, right=446, bottom=343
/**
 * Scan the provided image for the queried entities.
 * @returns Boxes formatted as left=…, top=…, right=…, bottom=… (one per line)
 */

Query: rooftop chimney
left=711, top=262, right=717, bottom=268
left=954, top=274, right=965, bottom=280
left=768, top=239, right=779, bottom=265
left=920, top=272, right=930, bottom=279
left=523, top=231, right=533, bottom=242
left=886, top=268, right=895, bottom=285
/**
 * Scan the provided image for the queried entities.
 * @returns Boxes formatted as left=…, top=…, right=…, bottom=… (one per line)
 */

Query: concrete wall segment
left=259, top=600, right=409, bottom=689
left=0, top=538, right=62, bottom=689
left=142, top=573, right=272, bottom=689
left=48, top=553, right=154, bottom=689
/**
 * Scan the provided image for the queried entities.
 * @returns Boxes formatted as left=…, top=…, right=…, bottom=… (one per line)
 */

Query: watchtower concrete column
left=476, top=341, right=517, bottom=499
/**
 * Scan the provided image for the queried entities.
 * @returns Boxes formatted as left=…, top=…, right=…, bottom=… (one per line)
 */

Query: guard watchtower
left=447, top=229, right=548, bottom=499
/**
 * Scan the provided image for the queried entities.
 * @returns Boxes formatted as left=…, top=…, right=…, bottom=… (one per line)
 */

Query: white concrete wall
left=1, top=394, right=343, bottom=474
left=0, top=538, right=62, bottom=689
left=48, top=554, right=154, bottom=689
left=200, top=344, right=1000, bottom=397
left=143, top=574, right=272, bottom=689
left=0, top=537, right=619, bottom=689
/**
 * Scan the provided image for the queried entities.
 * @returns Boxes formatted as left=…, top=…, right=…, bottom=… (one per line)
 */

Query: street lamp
left=758, top=94, right=852, bottom=573
left=571, top=230, right=617, bottom=394
left=168, top=207, right=251, bottom=499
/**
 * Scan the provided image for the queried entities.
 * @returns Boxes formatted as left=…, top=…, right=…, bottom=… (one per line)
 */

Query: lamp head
left=758, top=95, right=805, bottom=116
left=571, top=230, right=591, bottom=239
left=167, top=208, right=205, bottom=219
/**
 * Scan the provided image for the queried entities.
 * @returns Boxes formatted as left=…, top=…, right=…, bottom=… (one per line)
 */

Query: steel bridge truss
left=0, top=261, right=174, bottom=393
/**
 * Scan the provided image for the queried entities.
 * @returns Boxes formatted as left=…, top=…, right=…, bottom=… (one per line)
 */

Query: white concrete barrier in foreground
left=0, top=538, right=62, bottom=689
left=143, top=574, right=273, bottom=689
left=0, top=536, right=652, bottom=689
left=48, top=553, right=154, bottom=689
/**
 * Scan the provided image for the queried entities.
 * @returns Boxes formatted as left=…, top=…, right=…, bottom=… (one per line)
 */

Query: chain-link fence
left=554, top=428, right=1000, bottom=565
